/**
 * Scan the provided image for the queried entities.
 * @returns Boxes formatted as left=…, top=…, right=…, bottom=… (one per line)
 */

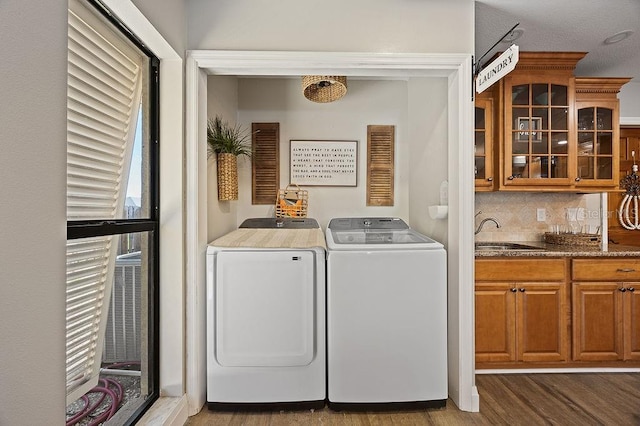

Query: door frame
left=185, top=50, right=477, bottom=413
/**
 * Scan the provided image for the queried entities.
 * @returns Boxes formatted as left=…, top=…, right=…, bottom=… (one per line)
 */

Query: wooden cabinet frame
left=572, top=258, right=640, bottom=361
left=573, top=78, right=630, bottom=189
left=476, top=52, right=630, bottom=192
left=475, top=256, right=640, bottom=368
left=571, top=281, right=640, bottom=361
left=572, top=282, right=624, bottom=361
left=501, top=74, right=576, bottom=189
left=475, top=93, right=496, bottom=191
left=475, top=258, right=569, bottom=366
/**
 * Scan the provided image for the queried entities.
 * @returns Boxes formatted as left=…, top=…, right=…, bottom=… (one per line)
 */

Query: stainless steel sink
left=475, top=242, right=544, bottom=251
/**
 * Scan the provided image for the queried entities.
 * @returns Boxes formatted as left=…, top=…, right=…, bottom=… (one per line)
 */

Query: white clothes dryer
left=206, top=218, right=326, bottom=410
left=326, top=217, right=447, bottom=410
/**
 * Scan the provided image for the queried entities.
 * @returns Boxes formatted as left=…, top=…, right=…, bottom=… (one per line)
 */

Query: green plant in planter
left=206, top=116, right=254, bottom=201
left=206, top=115, right=253, bottom=158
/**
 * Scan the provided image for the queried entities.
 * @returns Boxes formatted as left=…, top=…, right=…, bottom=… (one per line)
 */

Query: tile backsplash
left=475, top=192, right=601, bottom=242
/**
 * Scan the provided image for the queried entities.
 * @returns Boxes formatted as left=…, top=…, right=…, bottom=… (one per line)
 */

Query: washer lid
left=326, top=228, right=443, bottom=250
left=327, top=217, right=409, bottom=231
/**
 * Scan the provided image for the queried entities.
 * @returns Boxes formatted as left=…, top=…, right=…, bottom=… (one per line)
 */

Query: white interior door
left=215, top=250, right=315, bottom=367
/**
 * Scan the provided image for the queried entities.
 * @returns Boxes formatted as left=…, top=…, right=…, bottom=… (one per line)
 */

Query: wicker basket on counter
left=543, top=232, right=601, bottom=247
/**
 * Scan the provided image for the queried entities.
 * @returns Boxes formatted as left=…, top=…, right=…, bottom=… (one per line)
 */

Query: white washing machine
left=326, top=217, right=447, bottom=410
left=206, top=218, right=326, bottom=410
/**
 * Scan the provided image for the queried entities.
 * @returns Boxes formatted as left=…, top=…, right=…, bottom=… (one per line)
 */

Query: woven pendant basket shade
left=302, top=75, right=347, bottom=103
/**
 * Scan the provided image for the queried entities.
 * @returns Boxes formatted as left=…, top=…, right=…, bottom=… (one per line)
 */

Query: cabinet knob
left=575, top=177, right=581, bottom=182
left=628, top=287, right=635, bottom=292
left=616, top=268, right=636, bottom=273
left=510, top=288, right=517, bottom=293
left=487, top=177, right=493, bottom=182
left=619, top=287, right=627, bottom=292
left=519, top=288, right=526, bottom=292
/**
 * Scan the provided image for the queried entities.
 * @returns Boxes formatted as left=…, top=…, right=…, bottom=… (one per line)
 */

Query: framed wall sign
left=290, top=140, right=358, bottom=186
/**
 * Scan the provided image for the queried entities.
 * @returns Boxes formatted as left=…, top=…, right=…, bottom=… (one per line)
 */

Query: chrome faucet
left=475, top=217, right=501, bottom=235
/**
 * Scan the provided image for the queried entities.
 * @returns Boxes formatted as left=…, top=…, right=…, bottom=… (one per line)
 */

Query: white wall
left=408, top=78, right=450, bottom=244
left=0, top=1, right=67, bottom=424
left=188, top=0, right=475, bottom=414
left=0, top=0, right=473, bottom=423
left=191, top=0, right=474, bottom=237
left=620, top=81, right=640, bottom=119
left=132, top=0, right=186, bottom=56
left=231, top=78, right=410, bottom=229
left=207, top=75, right=240, bottom=240
left=0, top=2, right=185, bottom=423
left=186, top=0, right=473, bottom=53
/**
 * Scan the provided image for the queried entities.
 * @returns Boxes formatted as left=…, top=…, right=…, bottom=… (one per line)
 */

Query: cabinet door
left=608, top=128, right=640, bottom=246
left=503, top=76, right=574, bottom=188
left=475, top=97, right=494, bottom=190
left=475, top=283, right=516, bottom=362
left=575, top=101, right=619, bottom=188
left=517, top=282, right=568, bottom=362
left=624, top=283, right=640, bottom=360
left=572, top=282, right=623, bottom=361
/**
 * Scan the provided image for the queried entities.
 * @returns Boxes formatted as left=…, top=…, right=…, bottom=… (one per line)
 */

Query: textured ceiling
left=475, top=0, right=640, bottom=82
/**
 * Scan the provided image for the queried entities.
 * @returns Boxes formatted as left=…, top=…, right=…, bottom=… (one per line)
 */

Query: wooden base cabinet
left=475, top=283, right=516, bottom=362
left=572, top=259, right=640, bottom=362
left=475, top=259, right=569, bottom=364
left=476, top=282, right=568, bottom=363
left=572, top=282, right=622, bottom=361
left=626, top=285, right=640, bottom=359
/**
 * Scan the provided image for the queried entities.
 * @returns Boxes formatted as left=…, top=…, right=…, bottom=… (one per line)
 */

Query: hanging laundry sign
left=476, top=44, right=519, bottom=94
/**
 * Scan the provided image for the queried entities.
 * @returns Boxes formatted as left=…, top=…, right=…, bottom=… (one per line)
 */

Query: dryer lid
left=239, top=217, right=320, bottom=229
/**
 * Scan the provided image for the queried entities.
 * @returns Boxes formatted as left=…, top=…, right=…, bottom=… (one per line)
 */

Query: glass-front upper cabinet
left=573, top=77, right=630, bottom=189
left=576, top=105, right=614, bottom=184
left=503, top=76, right=574, bottom=188
left=487, top=54, right=627, bottom=191
left=475, top=96, right=494, bottom=191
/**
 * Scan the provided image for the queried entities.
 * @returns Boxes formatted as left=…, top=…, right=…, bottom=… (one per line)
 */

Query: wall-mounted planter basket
left=217, top=152, right=238, bottom=201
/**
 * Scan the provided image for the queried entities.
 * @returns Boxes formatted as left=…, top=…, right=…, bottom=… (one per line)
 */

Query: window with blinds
left=66, top=0, right=157, bottom=414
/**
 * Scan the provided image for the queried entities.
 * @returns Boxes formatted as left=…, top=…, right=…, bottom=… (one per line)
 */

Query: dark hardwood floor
left=187, top=373, right=640, bottom=425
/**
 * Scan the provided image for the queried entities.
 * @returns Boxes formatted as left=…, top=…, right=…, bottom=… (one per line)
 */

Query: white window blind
left=66, top=0, right=143, bottom=404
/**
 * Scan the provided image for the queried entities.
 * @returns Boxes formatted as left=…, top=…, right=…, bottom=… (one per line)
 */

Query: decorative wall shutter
left=367, top=125, right=395, bottom=206
left=252, top=122, right=280, bottom=204
left=66, top=0, right=144, bottom=404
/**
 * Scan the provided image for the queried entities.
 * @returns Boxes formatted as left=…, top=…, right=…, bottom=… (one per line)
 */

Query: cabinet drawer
left=476, top=258, right=566, bottom=281
left=572, top=258, right=640, bottom=281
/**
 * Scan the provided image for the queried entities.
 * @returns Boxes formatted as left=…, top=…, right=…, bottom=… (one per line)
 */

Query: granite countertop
left=475, top=241, right=640, bottom=257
